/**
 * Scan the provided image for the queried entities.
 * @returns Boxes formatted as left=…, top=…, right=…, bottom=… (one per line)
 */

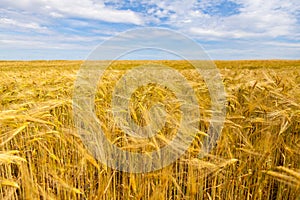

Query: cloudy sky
left=0, top=0, right=299, bottom=60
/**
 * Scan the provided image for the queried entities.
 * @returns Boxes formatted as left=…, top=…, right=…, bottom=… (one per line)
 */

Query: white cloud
left=0, top=17, right=47, bottom=31
left=131, top=0, right=300, bottom=40
left=263, top=41, right=300, bottom=48
left=223, top=0, right=298, bottom=38
left=0, top=32, right=107, bottom=50
left=0, top=0, right=299, bottom=59
left=0, top=0, right=143, bottom=25
left=51, top=0, right=143, bottom=25
left=204, top=41, right=300, bottom=60
left=1, top=0, right=298, bottom=40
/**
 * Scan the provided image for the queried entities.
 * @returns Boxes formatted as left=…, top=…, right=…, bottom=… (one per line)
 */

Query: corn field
left=0, top=60, right=300, bottom=199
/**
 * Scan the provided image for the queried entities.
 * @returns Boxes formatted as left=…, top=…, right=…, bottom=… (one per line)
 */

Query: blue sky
left=0, top=0, right=299, bottom=60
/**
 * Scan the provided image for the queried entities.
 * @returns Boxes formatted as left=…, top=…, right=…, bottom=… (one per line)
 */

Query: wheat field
left=0, top=60, right=299, bottom=199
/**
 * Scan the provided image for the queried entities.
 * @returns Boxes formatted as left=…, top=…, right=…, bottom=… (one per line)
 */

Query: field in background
left=0, top=60, right=300, bottom=199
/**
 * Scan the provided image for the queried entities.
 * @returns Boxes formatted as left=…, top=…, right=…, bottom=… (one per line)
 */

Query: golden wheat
left=0, top=60, right=299, bottom=199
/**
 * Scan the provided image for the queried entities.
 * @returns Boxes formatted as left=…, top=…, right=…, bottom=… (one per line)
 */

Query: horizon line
left=0, top=59, right=299, bottom=62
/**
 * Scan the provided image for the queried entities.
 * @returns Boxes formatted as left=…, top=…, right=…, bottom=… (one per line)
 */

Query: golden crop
left=0, top=60, right=299, bottom=199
